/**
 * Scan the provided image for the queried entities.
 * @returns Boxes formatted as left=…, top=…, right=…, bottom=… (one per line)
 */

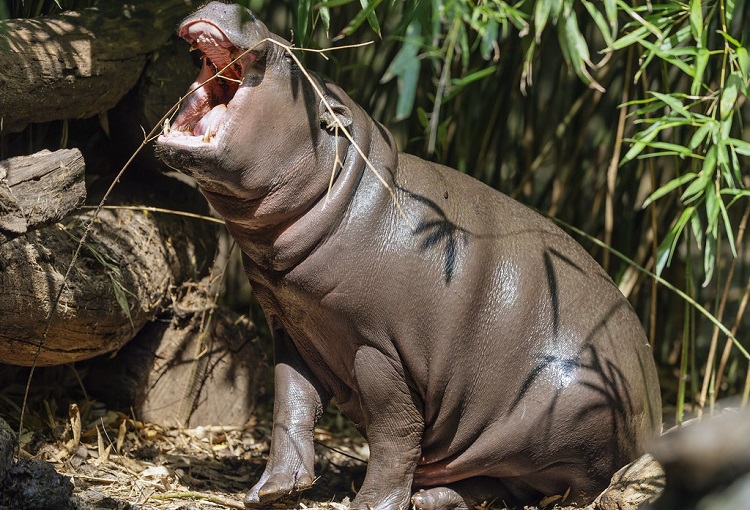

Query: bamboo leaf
left=690, top=211, right=704, bottom=248
left=650, top=91, right=693, bottom=119
left=450, top=66, right=498, bottom=89
left=736, top=46, right=749, bottom=80
left=643, top=172, right=698, bottom=208
left=319, top=6, right=330, bottom=34
left=720, top=73, right=742, bottom=120
left=480, top=19, right=498, bottom=60
left=725, top=137, right=750, bottom=156
left=603, top=0, right=617, bottom=33
left=336, top=0, right=384, bottom=39
left=682, top=147, right=716, bottom=203
left=296, top=0, right=311, bottom=44
left=703, top=231, right=716, bottom=287
left=622, top=121, right=665, bottom=164
left=582, top=0, right=613, bottom=47
left=680, top=170, right=710, bottom=204
left=656, top=206, right=695, bottom=276
left=691, top=48, right=709, bottom=95
left=689, top=0, right=703, bottom=46
left=611, top=24, right=651, bottom=50
left=638, top=39, right=695, bottom=77
left=562, top=9, right=592, bottom=66
left=533, top=0, right=558, bottom=41
left=717, top=140, right=735, bottom=187
left=705, top=181, right=719, bottom=236
left=359, top=0, right=381, bottom=37
left=725, top=0, right=736, bottom=25
left=641, top=141, right=694, bottom=157
left=381, top=20, right=422, bottom=120
left=719, top=196, right=737, bottom=258
left=688, top=121, right=713, bottom=150
left=717, top=30, right=741, bottom=48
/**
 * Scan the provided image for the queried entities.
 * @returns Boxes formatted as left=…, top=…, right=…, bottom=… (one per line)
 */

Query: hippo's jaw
left=159, top=20, right=259, bottom=149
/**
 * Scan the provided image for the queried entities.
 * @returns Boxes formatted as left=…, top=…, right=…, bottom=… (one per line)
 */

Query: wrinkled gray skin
left=157, top=3, right=662, bottom=509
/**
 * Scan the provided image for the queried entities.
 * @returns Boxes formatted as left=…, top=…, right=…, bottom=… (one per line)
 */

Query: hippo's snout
left=156, top=2, right=274, bottom=152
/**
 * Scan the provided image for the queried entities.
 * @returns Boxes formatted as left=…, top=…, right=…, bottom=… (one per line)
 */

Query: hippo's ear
left=319, top=96, right=352, bottom=131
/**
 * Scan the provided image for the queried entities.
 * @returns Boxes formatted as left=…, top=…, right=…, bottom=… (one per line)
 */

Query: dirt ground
left=0, top=370, right=663, bottom=510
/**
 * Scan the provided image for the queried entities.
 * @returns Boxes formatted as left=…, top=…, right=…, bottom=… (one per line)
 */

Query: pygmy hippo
left=156, top=3, right=662, bottom=509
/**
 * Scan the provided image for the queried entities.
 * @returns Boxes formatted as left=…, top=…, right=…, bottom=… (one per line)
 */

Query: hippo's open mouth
left=159, top=20, right=258, bottom=147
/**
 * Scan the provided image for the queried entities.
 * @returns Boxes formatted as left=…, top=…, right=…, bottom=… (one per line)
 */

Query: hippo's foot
left=243, top=467, right=314, bottom=508
left=350, top=488, right=413, bottom=510
left=412, top=487, right=469, bottom=510
left=411, top=478, right=510, bottom=510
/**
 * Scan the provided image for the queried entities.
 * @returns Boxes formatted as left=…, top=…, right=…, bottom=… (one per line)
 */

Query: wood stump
left=84, top=285, right=267, bottom=428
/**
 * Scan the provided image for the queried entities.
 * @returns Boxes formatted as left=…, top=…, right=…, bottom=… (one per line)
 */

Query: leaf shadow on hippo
left=156, top=3, right=662, bottom=509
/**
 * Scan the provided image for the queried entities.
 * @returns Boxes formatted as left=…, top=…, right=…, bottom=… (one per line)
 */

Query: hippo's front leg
left=244, top=329, right=329, bottom=508
left=351, top=346, right=424, bottom=510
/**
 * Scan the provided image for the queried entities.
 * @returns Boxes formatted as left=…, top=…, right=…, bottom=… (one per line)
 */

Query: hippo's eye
left=285, top=53, right=300, bottom=74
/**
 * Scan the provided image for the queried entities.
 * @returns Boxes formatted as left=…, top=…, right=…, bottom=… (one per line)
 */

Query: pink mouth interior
left=167, top=21, right=251, bottom=141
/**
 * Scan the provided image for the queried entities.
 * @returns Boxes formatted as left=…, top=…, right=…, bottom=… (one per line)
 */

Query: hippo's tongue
left=193, top=104, right=228, bottom=142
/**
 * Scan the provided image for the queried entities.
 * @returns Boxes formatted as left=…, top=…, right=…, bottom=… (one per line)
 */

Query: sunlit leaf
left=336, top=0, right=384, bottom=39
left=297, top=0, right=311, bottom=44
left=691, top=48, right=709, bottom=95
left=656, top=206, right=695, bottom=276
left=651, top=91, right=693, bottom=119
left=718, top=196, right=737, bottom=258
left=689, top=0, right=703, bottom=46
left=687, top=122, right=712, bottom=151
left=725, top=0, right=736, bottom=25
left=725, top=137, right=750, bottom=156
left=690, top=212, right=704, bottom=248
left=359, top=0, right=381, bottom=37
left=736, top=46, right=749, bottom=81
left=582, top=0, right=613, bottom=47
left=705, top=181, right=719, bottom=236
left=720, top=73, right=742, bottom=120
left=381, top=20, right=422, bottom=120
left=643, top=172, right=698, bottom=208
left=702, top=232, right=716, bottom=287
left=319, top=6, right=330, bottom=34
left=534, top=0, right=562, bottom=42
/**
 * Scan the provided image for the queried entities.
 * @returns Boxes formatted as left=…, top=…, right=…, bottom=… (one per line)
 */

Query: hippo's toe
left=411, top=487, right=468, bottom=510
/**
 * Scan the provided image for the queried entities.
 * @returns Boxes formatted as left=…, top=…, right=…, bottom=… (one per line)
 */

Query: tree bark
left=0, top=0, right=196, bottom=134
left=0, top=149, right=86, bottom=244
left=0, top=203, right=218, bottom=367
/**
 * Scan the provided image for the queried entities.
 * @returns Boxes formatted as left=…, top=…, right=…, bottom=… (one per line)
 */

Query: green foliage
left=615, top=0, right=748, bottom=289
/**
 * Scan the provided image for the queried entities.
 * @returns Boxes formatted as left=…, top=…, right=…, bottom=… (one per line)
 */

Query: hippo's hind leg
left=411, top=477, right=517, bottom=510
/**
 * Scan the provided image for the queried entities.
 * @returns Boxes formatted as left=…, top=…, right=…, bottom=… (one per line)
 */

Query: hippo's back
left=391, top=153, right=661, bottom=501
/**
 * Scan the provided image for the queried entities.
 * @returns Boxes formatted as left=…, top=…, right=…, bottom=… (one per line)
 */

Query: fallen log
left=0, top=201, right=218, bottom=367
left=0, top=149, right=86, bottom=244
left=0, top=0, right=196, bottom=134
